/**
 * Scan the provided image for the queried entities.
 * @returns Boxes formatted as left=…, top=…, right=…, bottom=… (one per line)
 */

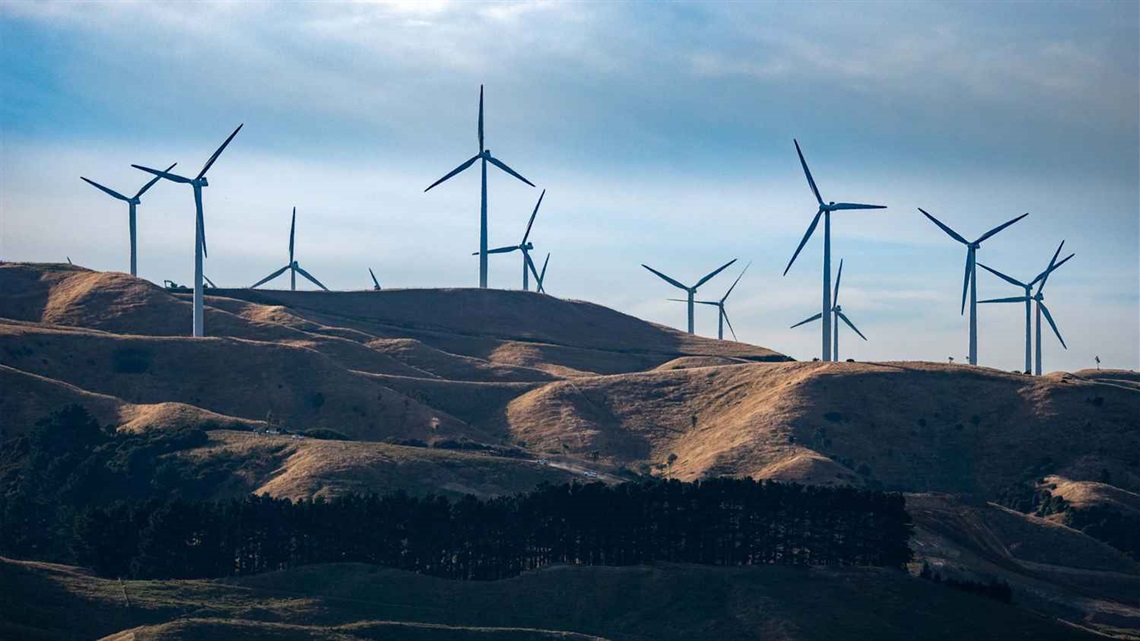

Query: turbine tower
left=919, top=207, right=1028, bottom=366
left=790, top=259, right=867, bottom=360
left=250, top=207, right=329, bottom=291
left=133, top=124, right=243, bottom=337
left=80, top=162, right=176, bottom=276
left=425, top=85, right=534, bottom=289
left=670, top=261, right=750, bottom=340
left=475, top=189, right=546, bottom=291
left=643, top=259, right=737, bottom=334
left=785, top=140, right=885, bottom=362
left=979, top=242, right=1073, bottom=375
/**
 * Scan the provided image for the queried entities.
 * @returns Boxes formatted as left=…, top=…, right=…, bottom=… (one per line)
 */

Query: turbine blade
left=197, top=123, right=244, bottom=180
left=369, top=267, right=381, bottom=289
left=478, top=84, right=484, bottom=153
left=977, top=263, right=1026, bottom=289
left=80, top=177, right=131, bottom=202
left=833, top=259, right=844, bottom=305
left=203, top=274, right=217, bottom=289
left=522, top=189, right=545, bottom=244
left=1035, top=252, right=1075, bottom=296
left=424, top=154, right=480, bottom=192
left=524, top=251, right=540, bottom=283
left=794, top=139, right=823, bottom=206
left=538, top=253, right=550, bottom=292
left=837, top=311, right=868, bottom=341
left=294, top=264, right=329, bottom=291
left=918, top=208, right=968, bottom=245
left=723, top=308, right=738, bottom=341
left=960, top=249, right=974, bottom=315
left=289, top=206, right=296, bottom=262
left=486, top=154, right=535, bottom=187
left=1039, top=302, right=1066, bottom=349
left=695, top=258, right=737, bottom=288
left=251, top=264, right=290, bottom=289
left=133, top=162, right=177, bottom=199
left=692, top=300, right=720, bottom=306
left=721, top=261, right=751, bottom=303
left=979, top=296, right=1030, bottom=304
left=790, top=312, right=823, bottom=329
left=485, top=245, right=520, bottom=255
left=1030, top=241, right=1066, bottom=289
left=642, top=264, right=688, bottom=290
left=976, top=212, right=1029, bottom=244
left=830, top=203, right=886, bottom=210
left=783, top=209, right=823, bottom=276
left=132, top=164, right=192, bottom=184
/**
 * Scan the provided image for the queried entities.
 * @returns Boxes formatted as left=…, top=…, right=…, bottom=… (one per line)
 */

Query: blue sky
left=2, top=1, right=1137, bottom=371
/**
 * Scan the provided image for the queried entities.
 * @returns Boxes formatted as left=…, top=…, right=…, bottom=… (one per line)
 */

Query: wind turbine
left=535, top=253, right=550, bottom=294
left=919, top=207, right=1028, bottom=366
left=80, top=162, right=176, bottom=276
left=669, top=261, right=750, bottom=340
left=975, top=239, right=1071, bottom=371
left=979, top=242, right=1073, bottom=375
left=425, top=85, right=534, bottom=289
left=133, top=124, right=243, bottom=337
left=785, top=140, right=885, bottom=362
left=790, top=259, right=866, bottom=360
left=369, top=268, right=381, bottom=291
left=643, top=259, right=737, bottom=334
left=474, top=189, right=546, bottom=290
left=250, top=207, right=329, bottom=291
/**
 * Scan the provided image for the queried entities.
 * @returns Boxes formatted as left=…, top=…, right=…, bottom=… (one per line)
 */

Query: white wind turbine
left=643, top=259, right=737, bottom=334
left=250, top=207, right=328, bottom=291
left=785, top=140, right=885, bottom=362
left=80, top=162, right=176, bottom=276
left=133, top=124, right=243, bottom=337
left=475, top=189, right=546, bottom=291
left=669, top=261, right=750, bottom=340
left=790, top=259, right=866, bottom=360
left=425, top=85, right=534, bottom=289
left=979, top=241, right=1073, bottom=375
left=919, top=207, right=1028, bottom=366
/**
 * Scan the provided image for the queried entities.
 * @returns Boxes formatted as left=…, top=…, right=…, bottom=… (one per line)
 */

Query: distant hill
left=1, top=262, right=1137, bottom=638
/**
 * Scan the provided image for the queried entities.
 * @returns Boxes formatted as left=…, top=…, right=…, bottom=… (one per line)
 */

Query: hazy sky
left=2, top=1, right=1137, bottom=372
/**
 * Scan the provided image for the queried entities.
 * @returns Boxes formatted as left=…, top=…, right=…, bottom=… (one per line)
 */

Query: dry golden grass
left=507, top=360, right=1140, bottom=496
left=3, top=263, right=1137, bottom=639
left=187, top=430, right=582, bottom=500
left=1043, top=475, right=1140, bottom=516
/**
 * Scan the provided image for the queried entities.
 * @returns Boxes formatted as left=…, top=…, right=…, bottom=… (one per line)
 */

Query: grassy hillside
left=2, top=263, right=1137, bottom=638
left=0, top=557, right=1103, bottom=641
left=506, top=361, right=1140, bottom=496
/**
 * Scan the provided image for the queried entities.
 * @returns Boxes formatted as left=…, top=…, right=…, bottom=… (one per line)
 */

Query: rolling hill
left=1, top=262, right=1137, bottom=638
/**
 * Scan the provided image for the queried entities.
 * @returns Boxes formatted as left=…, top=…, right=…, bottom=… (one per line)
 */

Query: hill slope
left=0, top=557, right=1102, bottom=641
left=1, top=263, right=1137, bottom=637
